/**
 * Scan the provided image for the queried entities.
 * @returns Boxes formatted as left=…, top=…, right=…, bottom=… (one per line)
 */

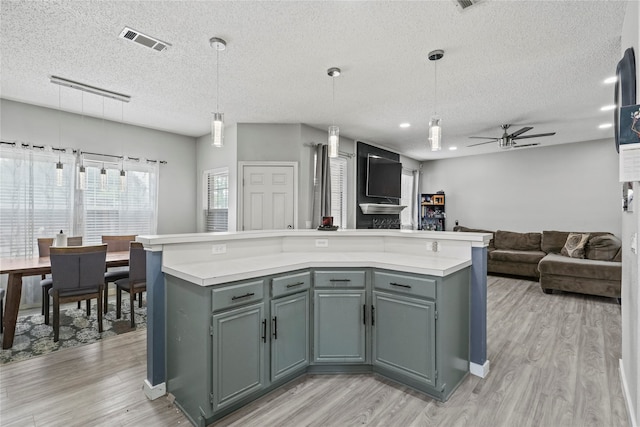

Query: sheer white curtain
left=312, top=145, right=332, bottom=228
left=400, top=169, right=419, bottom=229
left=0, top=143, right=76, bottom=306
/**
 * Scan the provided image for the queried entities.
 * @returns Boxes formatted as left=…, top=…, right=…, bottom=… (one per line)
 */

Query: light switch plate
left=631, top=232, right=637, bottom=254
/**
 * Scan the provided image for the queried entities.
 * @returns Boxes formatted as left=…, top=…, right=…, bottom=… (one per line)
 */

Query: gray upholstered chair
left=49, top=244, right=107, bottom=342
left=102, top=235, right=136, bottom=313
left=0, top=287, right=5, bottom=333
left=39, top=236, right=83, bottom=324
left=115, top=242, right=146, bottom=328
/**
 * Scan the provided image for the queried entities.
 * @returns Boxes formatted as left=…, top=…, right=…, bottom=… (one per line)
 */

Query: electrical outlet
left=432, top=241, right=439, bottom=252
left=315, top=239, right=329, bottom=248
left=211, top=244, right=227, bottom=254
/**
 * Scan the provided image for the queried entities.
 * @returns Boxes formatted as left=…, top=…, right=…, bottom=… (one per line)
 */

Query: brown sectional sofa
left=454, top=226, right=622, bottom=299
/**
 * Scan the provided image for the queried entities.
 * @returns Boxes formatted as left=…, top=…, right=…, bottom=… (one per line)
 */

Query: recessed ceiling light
left=603, top=76, right=617, bottom=84
left=399, top=123, right=411, bottom=128
left=599, top=123, right=612, bottom=129
left=449, top=146, right=458, bottom=151
left=600, top=104, right=616, bottom=111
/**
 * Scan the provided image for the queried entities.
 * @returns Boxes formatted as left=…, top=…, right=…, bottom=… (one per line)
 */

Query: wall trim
left=620, top=359, right=638, bottom=427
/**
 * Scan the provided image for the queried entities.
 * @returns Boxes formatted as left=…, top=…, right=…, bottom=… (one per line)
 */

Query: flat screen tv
left=366, top=155, right=402, bottom=199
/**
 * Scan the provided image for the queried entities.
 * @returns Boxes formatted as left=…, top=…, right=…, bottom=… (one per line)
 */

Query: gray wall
left=421, top=139, right=621, bottom=236
left=0, top=99, right=198, bottom=234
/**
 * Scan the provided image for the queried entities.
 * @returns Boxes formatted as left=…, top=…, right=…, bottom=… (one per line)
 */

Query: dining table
left=0, top=251, right=129, bottom=349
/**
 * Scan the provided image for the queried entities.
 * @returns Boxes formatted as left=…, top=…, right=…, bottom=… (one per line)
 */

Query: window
left=330, top=155, right=348, bottom=228
left=400, top=169, right=417, bottom=229
left=0, top=145, right=75, bottom=258
left=81, top=160, right=158, bottom=244
left=205, top=168, right=229, bottom=232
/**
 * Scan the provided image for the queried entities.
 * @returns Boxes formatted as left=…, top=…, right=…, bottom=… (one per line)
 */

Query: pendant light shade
left=428, top=49, right=444, bottom=152
left=78, top=164, right=86, bottom=190
left=55, top=160, right=64, bottom=186
left=119, top=158, right=126, bottom=192
left=100, top=164, right=107, bottom=190
left=327, top=67, right=341, bottom=158
left=210, top=37, right=227, bottom=147
left=429, top=117, right=442, bottom=151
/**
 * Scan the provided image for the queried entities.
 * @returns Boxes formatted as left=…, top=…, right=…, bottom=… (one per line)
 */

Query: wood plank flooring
left=0, top=276, right=629, bottom=426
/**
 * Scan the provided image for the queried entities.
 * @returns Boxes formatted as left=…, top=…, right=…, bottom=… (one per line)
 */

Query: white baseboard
left=143, top=379, right=166, bottom=401
left=470, top=360, right=490, bottom=378
left=620, top=359, right=638, bottom=427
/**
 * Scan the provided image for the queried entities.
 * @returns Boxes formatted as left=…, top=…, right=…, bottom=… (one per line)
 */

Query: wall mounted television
left=366, top=155, right=402, bottom=199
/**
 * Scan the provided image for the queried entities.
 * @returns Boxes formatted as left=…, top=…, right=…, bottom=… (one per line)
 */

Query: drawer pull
left=231, top=292, right=255, bottom=301
left=390, top=282, right=412, bottom=289
left=329, top=279, right=351, bottom=282
left=286, top=282, right=304, bottom=288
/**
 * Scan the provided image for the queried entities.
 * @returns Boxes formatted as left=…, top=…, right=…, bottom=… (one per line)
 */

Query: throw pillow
left=561, top=233, right=590, bottom=258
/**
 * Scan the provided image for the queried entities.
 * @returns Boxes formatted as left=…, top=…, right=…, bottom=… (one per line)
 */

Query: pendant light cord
left=332, top=75, right=336, bottom=126
left=58, top=85, right=61, bottom=162
left=216, top=47, right=220, bottom=112
left=434, top=60, right=438, bottom=116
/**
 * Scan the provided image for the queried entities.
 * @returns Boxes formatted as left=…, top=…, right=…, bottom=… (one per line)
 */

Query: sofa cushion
left=538, top=253, right=622, bottom=281
left=542, top=230, right=612, bottom=254
left=613, top=247, right=622, bottom=262
left=585, top=234, right=622, bottom=261
left=489, top=249, right=546, bottom=264
left=494, top=230, right=541, bottom=251
left=561, top=233, right=590, bottom=258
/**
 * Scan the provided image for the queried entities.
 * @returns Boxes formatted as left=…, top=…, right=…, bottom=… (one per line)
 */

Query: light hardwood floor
left=0, top=276, right=629, bottom=426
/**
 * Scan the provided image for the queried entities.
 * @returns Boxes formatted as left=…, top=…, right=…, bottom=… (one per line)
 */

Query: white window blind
left=81, top=160, right=159, bottom=244
left=205, top=168, right=229, bottom=232
left=0, top=145, right=75, bottom=258
left=330, top=155, right=348, bottom=228
left=400, top=169, right=416, bottom=229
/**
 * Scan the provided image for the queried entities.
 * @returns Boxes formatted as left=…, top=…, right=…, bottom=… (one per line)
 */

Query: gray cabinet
left=270, top=291, right=309, bottom=381
left=372, top=291, right=436, bottom=385
left=313, top=289, right=366, bottom=363
left=212, top=301, right=266, bottom=411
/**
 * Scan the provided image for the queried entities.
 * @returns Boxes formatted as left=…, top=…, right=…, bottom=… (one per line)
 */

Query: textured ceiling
left=0, top=0, right=627, bottom=160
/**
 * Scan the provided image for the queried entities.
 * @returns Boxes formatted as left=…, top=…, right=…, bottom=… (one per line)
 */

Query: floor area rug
left=0, top=299, right=146, bottom=364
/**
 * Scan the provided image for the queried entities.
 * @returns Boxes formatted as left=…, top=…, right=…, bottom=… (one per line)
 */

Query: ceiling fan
left=468, top=124, right=556, bottom=149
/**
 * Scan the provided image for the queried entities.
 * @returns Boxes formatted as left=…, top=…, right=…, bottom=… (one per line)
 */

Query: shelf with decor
left=419, top=193, right=446, bottom=231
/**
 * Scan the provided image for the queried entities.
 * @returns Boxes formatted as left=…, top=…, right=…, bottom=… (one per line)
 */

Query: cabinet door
left=271, top=291, right=310, bottom=381
left=313, top=289, right=366, bottom=363
left=212, top=302, right=266, bottom=411
left=372, top=291, right=436, bottom=386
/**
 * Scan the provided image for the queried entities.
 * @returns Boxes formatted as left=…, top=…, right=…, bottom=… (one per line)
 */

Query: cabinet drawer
left=211, top=279, right=264, bottom=312
left=373, top=271, right=436, bottom=299
left=272, top=271, right=311, bottom=298
left=314, top=270, right=365, bottom=288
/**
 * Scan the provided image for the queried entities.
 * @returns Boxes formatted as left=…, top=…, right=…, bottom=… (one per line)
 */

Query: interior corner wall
left=0, top=99, right=197, bottom=234
left=620, top=1, right=640, bottom=426
left=196, top=124, right=238, bottom=232
left=420, top=139, right=621, bottom=235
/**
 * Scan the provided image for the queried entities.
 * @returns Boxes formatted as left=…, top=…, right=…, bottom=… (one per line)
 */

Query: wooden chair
left=49, top=244, right=107, bottom=342
left=115, top=242, right=146, bottom=328
left=38, top=236, right=83, bottom=324
left=102, top=235, right=137, bottom=313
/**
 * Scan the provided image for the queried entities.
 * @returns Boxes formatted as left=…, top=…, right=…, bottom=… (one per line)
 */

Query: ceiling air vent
left=452, top=0, right=482, bottom=11
left=118, top=27, right=170, bottom=52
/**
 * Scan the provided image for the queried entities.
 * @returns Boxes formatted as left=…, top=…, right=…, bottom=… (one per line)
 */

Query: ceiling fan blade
left=468, top=140, right=498, bottom=147
left=509, top=126, right=533, bottom=138
left=513, top=132, right=556, bottom=140
left=468, top=136, right=500, bottom=140
left=513, top=143, right=540, bottom=148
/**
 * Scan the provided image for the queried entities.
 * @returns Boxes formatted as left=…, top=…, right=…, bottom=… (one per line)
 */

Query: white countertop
left=162, top=251, right=472, bottom=286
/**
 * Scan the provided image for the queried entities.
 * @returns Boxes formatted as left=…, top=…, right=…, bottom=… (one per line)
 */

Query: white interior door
left=242, top=164, right=296, bottom=230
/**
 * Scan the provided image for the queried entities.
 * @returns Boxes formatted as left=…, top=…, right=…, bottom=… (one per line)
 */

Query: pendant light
left=55, top=85, right=64, bottom=186
left=327, top=67, right=341, bottom=158
left=428, top=49, right=444, bottom=152
left=210, top=37, right=227, bottom=147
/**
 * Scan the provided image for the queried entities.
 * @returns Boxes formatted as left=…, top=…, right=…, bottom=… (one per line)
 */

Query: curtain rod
left=0, top=141, right=167, bottom=164
left=50, top=75, right=131, bottom=103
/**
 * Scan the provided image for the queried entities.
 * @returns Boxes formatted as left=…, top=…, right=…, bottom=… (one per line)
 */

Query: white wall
left=0, top=99, right=197, bottom=234
left=620, top=1, right=640, bottom=425
left=421, top=139, right=621, bottom=235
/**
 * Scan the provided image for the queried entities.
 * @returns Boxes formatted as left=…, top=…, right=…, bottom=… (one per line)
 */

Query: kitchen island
left=137, top=229, right=491, bottom=425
